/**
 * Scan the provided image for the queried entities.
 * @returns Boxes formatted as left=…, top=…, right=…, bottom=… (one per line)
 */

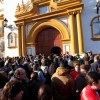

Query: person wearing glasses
left=10, top=68, right=28, bottom=100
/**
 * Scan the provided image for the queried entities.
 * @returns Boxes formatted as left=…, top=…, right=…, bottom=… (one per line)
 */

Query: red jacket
left=70, top=70, right=78, bottom=81
left=80, top=85, right=100, bottom=100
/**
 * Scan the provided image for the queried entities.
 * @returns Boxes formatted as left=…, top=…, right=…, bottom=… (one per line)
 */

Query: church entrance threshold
left=51, top=47, right=61, bottom=56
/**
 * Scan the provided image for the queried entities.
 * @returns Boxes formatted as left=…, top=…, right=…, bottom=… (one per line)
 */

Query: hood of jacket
left=56, top=67, right=68, bottom=76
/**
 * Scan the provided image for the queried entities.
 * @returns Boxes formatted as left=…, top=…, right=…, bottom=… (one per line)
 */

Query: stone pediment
left=15, top=0, right=56, bottom=19
left=15, top=0, right=83, bottom=20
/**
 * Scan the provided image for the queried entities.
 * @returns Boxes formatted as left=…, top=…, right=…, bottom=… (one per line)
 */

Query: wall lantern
left=4, top=18, right=17, bottom=31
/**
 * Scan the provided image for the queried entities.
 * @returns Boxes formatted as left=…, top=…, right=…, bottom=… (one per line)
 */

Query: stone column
left=21, top=24, right=26, bottom=56
left=69, top=12, right=77, bottom=54
left=18, top=25, right=22, bottom=56
left=76, top=11, right=84, bottom=54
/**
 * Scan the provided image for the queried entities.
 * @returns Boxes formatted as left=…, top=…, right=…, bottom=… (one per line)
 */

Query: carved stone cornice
left=68, top=10, right=82, bottom=15
left=16, top=21, right=25, bottom=27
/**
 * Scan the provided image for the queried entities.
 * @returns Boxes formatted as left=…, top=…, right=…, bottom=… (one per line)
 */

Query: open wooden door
left=35, top=27, right=62, bottom=56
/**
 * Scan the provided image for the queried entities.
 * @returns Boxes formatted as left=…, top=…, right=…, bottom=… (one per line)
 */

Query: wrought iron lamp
left=96, top=0, right=100, bottom=14
left=4, top=18, right=17, bottom=31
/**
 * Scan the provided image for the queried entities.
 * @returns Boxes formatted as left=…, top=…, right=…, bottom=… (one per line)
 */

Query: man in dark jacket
left=75, top=65, right=87, bottom=100
left=28, top=72, right=44, bottom=100
left=89, top=55, right=100, bottom=72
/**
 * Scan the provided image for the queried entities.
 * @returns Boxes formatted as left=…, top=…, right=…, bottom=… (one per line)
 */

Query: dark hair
left=69, top=56, right=73, bottom=61
left=86, top=71, right=100, bottom=86
left=30, top=72, right=38, bottom=81
left=11, top=64, right=16, bottom=71
left=88, top=50, right=92, bottom=55
left=8, top=58, right=12, bottom=63
left=0, top=71, right=9, bottom=88
left=1, top=80, right=23, bottom=100
left=53, top=58, right=58, bottom=63
left=60, top=61, right=65, bottom=67
left=17, top=58, right=23, bottom=64
left=38, top=85, right=53, bottom=100
left=0, top=61, right=5, bottom=68
left=33, top=64, right=40, bottom=71
left=49, top=63, right=56, bottom=75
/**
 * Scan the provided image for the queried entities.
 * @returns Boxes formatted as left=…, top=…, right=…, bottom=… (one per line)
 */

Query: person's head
left=8, top=58, right=13, bottom=64
left=17, top=58, right=24, bottom=65
left=38, top=84, right=53, bottom=100
left=76, top=53, right=80, bottom=58
left=80, top=65, right=87, bottom=77
left=83, top=53, right=88, bottom=58
left=86, top=71, right=100, bottom=90
left=14, top=68, right=26, bottom=81
left=94, top=55, right=99, bottom=62
left=1, top=80, right=24, bottom=100
left=41, top=60, right=47, bottom=66
left=53, top=58, right=58, bottom=63
left=49, top=63, right=56, bottom=76
left=33, top=63, right=40, bottom=71
left=24, top=58, right=30, bottom=65
left=73, top=61, right=80, bottom=72
left=31, top=56, right=34, bottom=61
left=30, top=72, right=38, bottom=82
left=60, top=60, right=65, bottom=67
left=11, top=64, right=17, bottom=71
left=88, top=50, right=92, bottom=56
left=60, top=60, right=68, bottom=68
left=84, top=61, right=90, bottom=66
left=69, top=56, right=73, bottom=61
left=0, top=71, right=9, bottom=89
left=0, top=60, right=5, bottom=68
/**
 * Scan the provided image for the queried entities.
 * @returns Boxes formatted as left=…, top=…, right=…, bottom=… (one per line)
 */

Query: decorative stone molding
left=74, top=10, right=82, bottom=14
left=68, top=11, right=74, bottom=15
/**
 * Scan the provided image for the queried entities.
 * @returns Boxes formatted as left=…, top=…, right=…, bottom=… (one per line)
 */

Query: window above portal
left=39, top=6, right=49, bottom=14
left=90, top=16, right=100, bottom=41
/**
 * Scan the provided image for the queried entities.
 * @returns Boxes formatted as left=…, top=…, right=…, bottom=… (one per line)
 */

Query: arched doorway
left=35, top=27, right=62, bottom=56
left=51, top=47, right=61, bottom=55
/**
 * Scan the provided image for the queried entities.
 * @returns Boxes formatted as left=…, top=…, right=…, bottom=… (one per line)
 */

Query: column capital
left=16, top=22, right=25, bottom=27
left=68, top=11, right=74, bottom=15
left=74, top=10, right=82, bottom=14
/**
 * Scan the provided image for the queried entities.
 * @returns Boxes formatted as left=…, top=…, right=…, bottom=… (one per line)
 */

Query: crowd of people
left=0, top=50, right=100, bottom=100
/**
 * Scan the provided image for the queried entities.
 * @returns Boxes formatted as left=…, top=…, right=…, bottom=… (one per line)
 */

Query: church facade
left=0, top=1, right=4, bottom=57
left=4, top=0, right=100, bottom=57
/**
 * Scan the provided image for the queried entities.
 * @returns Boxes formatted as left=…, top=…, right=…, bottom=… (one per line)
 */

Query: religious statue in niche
left=92, top=17, right=100, bottom=38
left=8, top=33, right=16, bottom=47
